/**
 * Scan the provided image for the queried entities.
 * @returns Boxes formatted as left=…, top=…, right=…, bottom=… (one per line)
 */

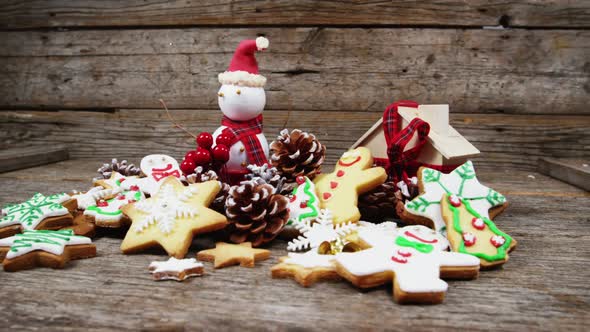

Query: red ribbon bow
left=382, top=100, right=430, bottom=184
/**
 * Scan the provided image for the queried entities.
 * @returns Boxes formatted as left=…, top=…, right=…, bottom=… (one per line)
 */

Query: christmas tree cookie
left=402, top=161, right=508, bottom=233
left=0, top=193, right=74, bottom=239
left=334, top=225, right=480, bottom=304
left=314, top=147, right=387, bottom=225
left=0, top=229, right=96, bottom=272
left=120, top=176, right=227, bottom=258
left=287, top=176, right=320, bottom=227
left=441, top=194, right=516, bottom=269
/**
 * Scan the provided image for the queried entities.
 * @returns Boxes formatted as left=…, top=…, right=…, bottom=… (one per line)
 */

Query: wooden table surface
left=0, top=159, right=588, bottom=331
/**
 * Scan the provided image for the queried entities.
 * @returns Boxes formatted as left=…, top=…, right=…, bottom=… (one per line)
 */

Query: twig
left=159, top=99, right=197, bottom=139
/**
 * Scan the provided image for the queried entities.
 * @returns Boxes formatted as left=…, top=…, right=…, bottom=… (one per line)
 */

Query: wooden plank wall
left=0, top=1, right=588, bottom=171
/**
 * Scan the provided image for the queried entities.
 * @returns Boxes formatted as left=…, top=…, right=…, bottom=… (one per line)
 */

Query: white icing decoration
left=463, top=232, right=476, bottom=244
left=133, top=183, right=199, bottom=234
left=0, top=229, right=91, bottom=259
left=139, top=154, right=182, bottom=183
left=149, top=257, right=204, bottom=281
left=283, top=250, right=335, bottom=269
left=491, top=235, right=506, bottom=246
left=84, top=189, right=145, bottom=223
left=0, top=193, right=70, bottom=230
left=288, top=209, right=357, bottom=251
left=405, top=161, right=506, bottom=232
left=335, top=225, right=480, bottom=294
left=72, top=186, right=115, bottom=210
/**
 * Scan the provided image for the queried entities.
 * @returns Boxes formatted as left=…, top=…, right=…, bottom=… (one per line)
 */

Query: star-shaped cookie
left=120, top=176, right=227, bottom=258
left=271, top=250, right=340, bottom=287
left=402, top=161, right=507, bottom=232
left=197, top=242, right=270, bottom=268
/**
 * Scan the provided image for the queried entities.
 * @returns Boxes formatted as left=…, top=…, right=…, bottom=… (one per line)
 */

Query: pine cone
left=243, top=164, right=293, bottom=195
left=185, top=166, right=230, bottom=213
left=96, top=158, right=141, bottom=179
left=225, top=181, right=289, bottom=247
left=358, top=182, right=399, bottom=222
left=269, top=129, right=326, bottom=182
left=360, top=178, right=420, bottom=223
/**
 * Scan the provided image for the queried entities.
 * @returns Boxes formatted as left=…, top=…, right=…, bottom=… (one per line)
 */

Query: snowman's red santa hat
left=218, top=36, right=269, bottom=88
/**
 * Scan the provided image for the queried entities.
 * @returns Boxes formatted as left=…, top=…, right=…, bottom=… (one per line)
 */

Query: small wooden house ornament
left=351, top=103, right=479, bottom=171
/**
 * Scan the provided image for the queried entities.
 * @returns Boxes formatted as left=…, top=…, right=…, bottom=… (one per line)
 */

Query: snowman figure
left=212, top=36, right=270, bottom=184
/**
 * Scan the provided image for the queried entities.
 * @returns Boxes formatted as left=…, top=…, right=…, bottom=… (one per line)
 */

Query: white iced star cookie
left=149, top=257, right=204, bottom=281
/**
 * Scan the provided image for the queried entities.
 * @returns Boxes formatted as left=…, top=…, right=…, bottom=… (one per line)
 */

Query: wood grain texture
left=0, top=145, right=69, bottom=173
left=0, top=160, right=588, bottom=330
left=538, top=158, right=590, bottom=191
left=0, top=0, right=589, bottom=29
left=1, top=109, right=589, bottom=171
left=1, top=28, right=588, bottom=114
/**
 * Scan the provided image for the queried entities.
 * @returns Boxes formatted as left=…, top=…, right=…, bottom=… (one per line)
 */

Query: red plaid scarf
left=221, top=115, right=268, bottom=166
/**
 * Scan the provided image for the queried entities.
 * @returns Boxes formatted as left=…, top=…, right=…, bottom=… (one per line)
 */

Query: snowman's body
left=212, top=126, right=268, bottom=172
left=213, top=83, right=269, bottom=174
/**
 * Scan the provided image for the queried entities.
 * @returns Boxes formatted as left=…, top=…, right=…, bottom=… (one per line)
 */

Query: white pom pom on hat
left=218, top=37, right=270, bottom=87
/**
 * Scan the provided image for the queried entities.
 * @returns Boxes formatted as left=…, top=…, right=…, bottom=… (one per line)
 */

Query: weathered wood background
left=0, top=2, right=589, bottom=330
left=0, top=0, right=589, bottom=171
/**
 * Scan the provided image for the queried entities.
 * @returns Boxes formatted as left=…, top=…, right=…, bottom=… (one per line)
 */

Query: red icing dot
left=127, top=199, right=137, bottom=204
left=117, top=195, right=126, bottom=200
left=289, top=195, right=297, bottom=203
left=97, top=200, right=108, bottom=207
left=299, top=201, right=308, bottom=209
left=130, top=185, right=140, bottom=191
left=449, top=195, right=462, bottom=207
left=462, top=232, right=476, bottom=246
left=296, top=176, right=306, bottom=185
left=490, top=235, right=506, bottom=247
left=336, top=170, right=345, bottom=177
left=119, top=178, right=126, bottom=183
left=472, top=217, right=485, bottom=230
left=322, top=192, right=332, bottom=200
left=330, top=181, right=338, bottom=189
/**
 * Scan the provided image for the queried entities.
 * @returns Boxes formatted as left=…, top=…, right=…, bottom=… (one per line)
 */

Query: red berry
left=180, top=159, right=196, bottom=175
left=97, top=200, right=108, bottom=207
left=296, top=176, right=306, bottom=185
left=197, top=132, right=214, bottom=149
left=185, top=150, right=198, bottom=163
left=194, top=147, right=212, bottom=165
left=216, top=134, right=233, bottom=146
left=212, top=144, right=230, bottom=163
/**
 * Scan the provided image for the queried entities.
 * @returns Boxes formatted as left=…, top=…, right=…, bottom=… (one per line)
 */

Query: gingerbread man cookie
left=334, top=225, right=480, bottom=304
left=403, top=161, right=508, bottom=233
left=314, top=147, right=387, bottom=224
left=441, top=194, right=516, bottom=269
left=120, top=176, right=227, bottom=258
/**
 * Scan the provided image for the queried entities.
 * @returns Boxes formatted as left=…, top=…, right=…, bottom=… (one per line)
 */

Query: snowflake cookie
left=287, top=209, right=357, bottom=252
left=0, top=229, right=96, bottom=271
left=120, top=176, right=227, bottom=258
left=0, top=193, right=74, bottom=238
left=402, top=161, right=507, bottom=233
